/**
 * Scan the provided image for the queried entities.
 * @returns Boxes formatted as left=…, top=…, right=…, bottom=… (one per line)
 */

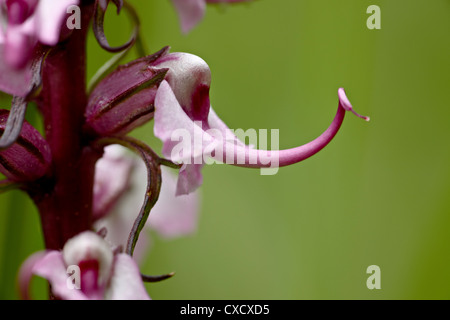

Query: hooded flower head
left=150, top=51, right=369, bottom=195
left=19, top=231, right=150, bottom=300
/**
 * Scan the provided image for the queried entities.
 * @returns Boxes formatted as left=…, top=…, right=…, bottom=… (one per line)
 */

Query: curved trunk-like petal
left=154, top=81, right=368, bottom=194
left=93, top=145, right=134, bottom=220
left=18, top=250, right=48, bottom=300
left=0, top=48, right=33, bottom=96
left=32, top=251, right=88, bottom=300
left=211, top=88, right=367, bottom=169
left=150, top=166, right=201, bottom=235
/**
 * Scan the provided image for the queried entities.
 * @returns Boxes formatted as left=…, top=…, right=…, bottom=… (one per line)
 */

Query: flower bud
left=0, top=109, right=51, bottom=182
left=85, top=49, right=169, bottom=137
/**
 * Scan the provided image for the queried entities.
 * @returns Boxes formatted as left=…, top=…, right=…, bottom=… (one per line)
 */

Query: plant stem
left=32, top=2, right=99, bottom=250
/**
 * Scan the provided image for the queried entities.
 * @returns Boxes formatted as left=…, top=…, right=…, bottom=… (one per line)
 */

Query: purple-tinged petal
left=21, top=231, right=151, bottom=300
left=4, top=0, right=39, bottom=25
left=207, top=107, right=247, bottom=147
left=149, top=166, right=200, bottom=237
left=0, top=0, right=77, bottom=72
left=175, top=163, right=204, bottom=196
left=209, top=88, right=369, bottom=169
left=154, top=80, right=215, bottom=161
left=0, top=109, right=52, bottom=182
left=32, top=251, right=88, bottom=300
left=0, top=47, right=33, bottom=96
left=105, top=253, right=150, bottom=300
left=93, top=145, right=134, bottom=220
left=18, top=250, right=47, bottom=300
left=155, top=72, right=368, bottom=190
left=0, top=43, right=44, bottom=97
left=171, top=0, right=253, bottom=33
left=154, top=80, right=217, bottom=194
left=3, top=25, right=33, bottom=69
left=338, top=87, right=370, bottom=121
left=171, top=0, right=205, bottom=34
left=33, top=0, right=79, bottom=46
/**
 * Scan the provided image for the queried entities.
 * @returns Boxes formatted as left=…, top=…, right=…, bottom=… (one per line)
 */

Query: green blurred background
left=1, top=0, right=450, bottom=299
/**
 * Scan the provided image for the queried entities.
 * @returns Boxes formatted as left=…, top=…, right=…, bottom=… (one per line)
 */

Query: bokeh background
left=1, top=0, right=450, bottom=299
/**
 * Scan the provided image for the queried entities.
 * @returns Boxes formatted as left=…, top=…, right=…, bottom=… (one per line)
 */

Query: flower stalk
left=32, top=1, right=97, bottom=250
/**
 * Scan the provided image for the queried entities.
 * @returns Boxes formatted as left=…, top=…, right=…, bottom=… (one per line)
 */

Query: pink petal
left=154, top=80, right=216, bottom=195
left=34, top=0, right=79, bottom=45
left=174, top=163, right=204, bottom=196
left=0, top=24, right=4, bottom=44
left=94, top=145, right=200, bottom=260
left=18, top=250, right=48, bottom=300
left=0, top=46, right=33, bottom=96
left=105, top=254, right=150, bottom=300
left=3, top=26, right=33, bottom=69
left=149, top=166, right=200, bottom=237
left=94, top=146, right=150, bottom=262
left=32, top=251, right=88, bottom=300
left=93, top=145, right=134, bottom=220
left=171, top=0, right=206, bottom=33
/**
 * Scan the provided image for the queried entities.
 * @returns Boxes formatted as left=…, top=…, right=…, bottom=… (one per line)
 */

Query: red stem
left=32, top=2, right=100, bottom=250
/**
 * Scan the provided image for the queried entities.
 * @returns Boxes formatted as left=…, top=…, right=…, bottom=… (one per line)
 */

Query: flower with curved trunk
left=0, top=109, right=51, bottom=182
left=0, top=0, right=79, bottom=96
left=152, top=52, right=369, bottom=195
left=86, top=47, right=369, bottom=196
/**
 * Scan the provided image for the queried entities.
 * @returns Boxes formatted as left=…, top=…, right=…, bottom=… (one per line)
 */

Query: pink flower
left=170, top=0, right=252, bottom=33
left=93, top=145, right=200, bottom=261
left=152, top=52, right=369, bottom=195
left=86, top=47, right=368, bottom=197
left=0, top=0, right=79, bottom=96
left=19, top=231, right=150, bottom=300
